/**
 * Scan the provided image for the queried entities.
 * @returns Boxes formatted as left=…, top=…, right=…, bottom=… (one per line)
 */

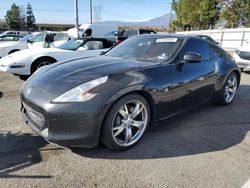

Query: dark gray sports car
left=20, top=35, right=241, bottom=150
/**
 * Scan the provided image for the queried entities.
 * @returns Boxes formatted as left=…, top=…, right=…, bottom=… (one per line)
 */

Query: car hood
left=27, top=56, right=157, bottom=96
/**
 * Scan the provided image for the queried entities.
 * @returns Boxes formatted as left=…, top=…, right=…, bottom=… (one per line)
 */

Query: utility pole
left=90, top=0, right=93, bottom=24
left=74, top=0, right=79, bottom=37
left=169, top=1, right=173, bottom=29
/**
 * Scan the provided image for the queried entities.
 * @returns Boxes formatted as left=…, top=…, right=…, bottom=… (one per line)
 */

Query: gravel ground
left=0, top=71, right=249, bottom=188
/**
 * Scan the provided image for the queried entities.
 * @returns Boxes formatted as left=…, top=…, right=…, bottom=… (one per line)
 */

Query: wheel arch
left=8, top=49, right=21, bottom=55
left=31, top=56, right=57, bottom=74
left=232, top=69, right=241, bottom=87
left=97, top=87, right=156, bottom=143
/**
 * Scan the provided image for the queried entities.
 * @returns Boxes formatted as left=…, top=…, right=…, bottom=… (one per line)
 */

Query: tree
left=198, top=0, right=220, bottom=29
left=172, top=0, right=220, bottom=30
left=220, top=0, right=250, bottom=28
left=241, top=0, right=250, bottom=27
left=26, top=3, right=36, bottom=30
left=5, top=3, right=22, bottom=30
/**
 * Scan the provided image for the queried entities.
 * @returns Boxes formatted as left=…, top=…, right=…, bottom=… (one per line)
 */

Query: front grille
left=23, top=102, right=46, bottom=130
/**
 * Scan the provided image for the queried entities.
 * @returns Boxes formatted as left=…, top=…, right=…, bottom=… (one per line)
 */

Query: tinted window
left=139, top=30, right=156, bottom=34
left=210, top=46, right=227, bottom=59
left=124, top=30, right=138, bottom=37
left=181, top=38, right=211, bottom=60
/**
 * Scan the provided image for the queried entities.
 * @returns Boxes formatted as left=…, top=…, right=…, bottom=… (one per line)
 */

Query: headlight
left=52, top=76, right=108, bottom=103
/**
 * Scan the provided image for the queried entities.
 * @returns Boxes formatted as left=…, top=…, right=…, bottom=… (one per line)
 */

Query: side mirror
left=182, top=52, right=202, bottom=62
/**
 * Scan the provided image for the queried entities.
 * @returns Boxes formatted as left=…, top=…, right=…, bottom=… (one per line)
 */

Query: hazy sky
left=0, top=0, right=172, bottom=24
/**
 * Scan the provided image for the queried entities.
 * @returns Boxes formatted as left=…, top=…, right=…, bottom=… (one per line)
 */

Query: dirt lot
left=0, top=71, right=249, bottom=188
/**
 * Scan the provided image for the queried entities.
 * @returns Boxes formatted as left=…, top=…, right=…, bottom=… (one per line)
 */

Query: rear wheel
left=101, top=94, right=150, bottom=150
left=218, top=72, right=238, bottom=105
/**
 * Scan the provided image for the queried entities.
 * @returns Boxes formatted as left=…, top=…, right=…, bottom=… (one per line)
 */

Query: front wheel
left=218, top=72, right=238, bottom=105
left=31, top=58, right=56, bottom=74
left=101, top=94, right=150, bottom=150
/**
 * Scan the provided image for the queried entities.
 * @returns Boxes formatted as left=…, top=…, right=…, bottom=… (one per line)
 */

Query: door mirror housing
left=182, top=52, right=203, bottom=62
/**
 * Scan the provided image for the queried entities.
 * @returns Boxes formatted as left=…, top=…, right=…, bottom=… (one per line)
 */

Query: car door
left=172, top=38, right=216, bottom=108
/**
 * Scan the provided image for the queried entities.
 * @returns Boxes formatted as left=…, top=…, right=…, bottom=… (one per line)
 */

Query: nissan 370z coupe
left=20, top=35, right=241, bottom=150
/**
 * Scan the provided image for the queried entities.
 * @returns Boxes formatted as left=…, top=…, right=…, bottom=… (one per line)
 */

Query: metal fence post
left=241, top=31, right=246, bottom=47
left=220, top=31, right=224, bottom=47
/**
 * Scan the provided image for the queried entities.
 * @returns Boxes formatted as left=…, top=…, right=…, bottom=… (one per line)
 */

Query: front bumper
left=20, top=85, right=105, bottom=148
left=233, top=52, right=250, bottom=71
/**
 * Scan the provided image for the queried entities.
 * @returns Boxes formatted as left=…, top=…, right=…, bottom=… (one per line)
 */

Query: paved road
left=0, top=72, right=249, bottom=188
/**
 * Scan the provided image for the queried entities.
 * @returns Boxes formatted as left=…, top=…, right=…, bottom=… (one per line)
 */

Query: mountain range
left=101, top=13, right=176, bottom=27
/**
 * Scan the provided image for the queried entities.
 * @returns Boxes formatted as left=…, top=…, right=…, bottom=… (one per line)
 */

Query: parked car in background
left=0, top=33, right=38, bottom=58
left=233, top=39, right=250, bottom=72
left=0, top=37, right=114, bottom=79
left=27, top=32, right=69, bottom=49
left=0, top=34, right=24, bottom=43
left=20, top=35, right=240, bottom=150
left=195, top=35, right=220, bottom=45
left=116, top=29, right=157, bottom=44
left=0, top=31, right=29, bottom=36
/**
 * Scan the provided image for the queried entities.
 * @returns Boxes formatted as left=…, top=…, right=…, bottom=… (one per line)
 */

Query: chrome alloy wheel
left=224, top=75, right=238, bottom=103
left=112, top=100, right=148, bottom=147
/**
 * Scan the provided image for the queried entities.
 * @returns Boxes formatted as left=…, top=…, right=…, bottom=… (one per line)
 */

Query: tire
left=218, top=72, right=238, bottom=105
left=31, top=57, right=56, bottom=74
left=19, top=75, right=30, bottom=81
left=101, top=94, right=150, bottom=150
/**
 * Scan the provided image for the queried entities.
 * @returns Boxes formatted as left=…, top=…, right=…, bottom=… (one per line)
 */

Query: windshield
left=19, top=34, right=33, bottom=42
left=106, top=36, right=183, bottom=62
left=57, top=38, right=84, bottom=50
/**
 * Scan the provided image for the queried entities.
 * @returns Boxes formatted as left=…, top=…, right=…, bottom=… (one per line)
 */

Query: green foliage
left=173, top=0, right=250, bottom=30
left=4, top=3, right=22, bottom=30
left=172, top=0, right=220, bottom=30
left=220, top=0, right=250, bottom=28
left=26, top=3, right=36, bottom=30
left=4, top=3, right=36, bottom=30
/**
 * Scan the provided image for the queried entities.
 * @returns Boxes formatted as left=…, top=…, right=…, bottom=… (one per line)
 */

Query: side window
left=30, top=33, right=46, bottom=42
left=82, top=41, right=104, bottom=50
left=181, top=39, right=211, bottom=60
left=210, top=46, right=227, bottom=59
left=3, top=36, right=14, bottom=41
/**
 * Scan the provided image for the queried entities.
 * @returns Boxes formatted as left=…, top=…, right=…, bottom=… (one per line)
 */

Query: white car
left=0, top=34, right=35, bottom=58
left=233, top=40, right=250, bottom=72
left=27, top=32, right=69, bottom=49
left=0, top=38, right=114, bottom=79
left=0, top=32, right=69, bottom=59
